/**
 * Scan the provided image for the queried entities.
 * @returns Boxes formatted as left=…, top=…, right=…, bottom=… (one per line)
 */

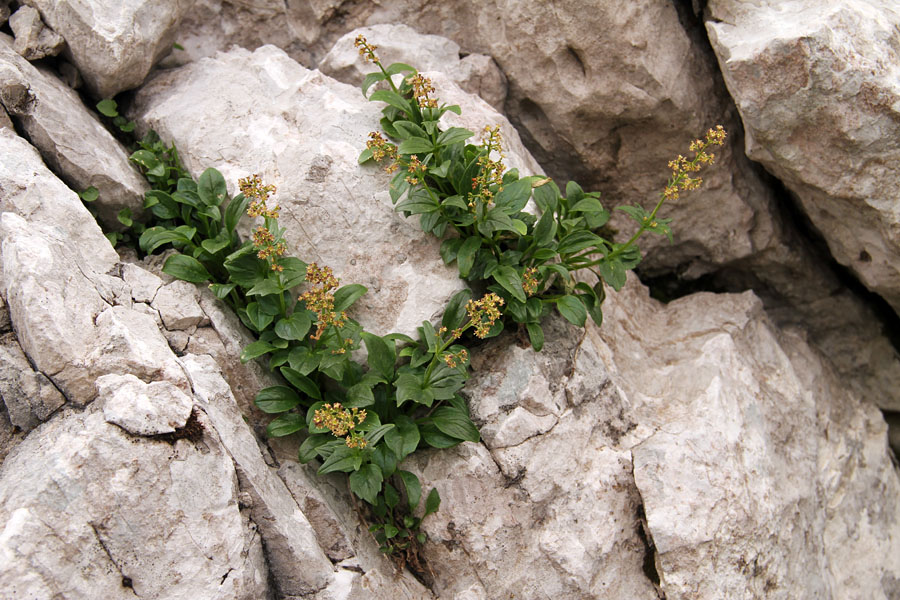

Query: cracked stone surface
left=0, top=34, right=147, bottom=231
left=97, top=373, right=193, bottom=436
left=9, top=5, right=64, bottom=60
left=0, top=332, right=65, bottom=432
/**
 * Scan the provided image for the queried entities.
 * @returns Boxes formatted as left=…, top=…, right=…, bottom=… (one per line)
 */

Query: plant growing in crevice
left=102, top=40, right=725, bottom=575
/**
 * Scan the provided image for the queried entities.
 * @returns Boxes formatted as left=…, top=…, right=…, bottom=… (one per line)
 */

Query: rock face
left=132, top=44, right=535, bottom=338
left=9, top=4, right=65, bottom=60
left=0, top=34, right=147, bottom=230
left=706, top=0, right=900, bottom=314
left=19, top=0, right=193, bottom=98
left=403, top=278, right=900, bottom=599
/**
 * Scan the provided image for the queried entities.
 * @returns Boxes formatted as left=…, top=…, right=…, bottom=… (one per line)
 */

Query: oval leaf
left=163, top=254, right=211, bottom=283
left=254, top=386, right=300, bottom=413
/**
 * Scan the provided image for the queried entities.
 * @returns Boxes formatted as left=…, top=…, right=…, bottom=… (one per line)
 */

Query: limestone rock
left=0, top=212, right=186, bottom=405
left=0, top=404, right=270, bottom=599
left=0, top=332, right=65, bottom=432
left=9, top=5, right=64, bottom=60
left=97, top=373, right=193, bottom=436
left=131, top=45, right=469, bottom=338
left=0, top=2, right=9, bottom=26
left=706, top=0, right=900, bottom=314
left=19, top=0, right=193, bottom=98
left=121, top=262, right=163, bottom=303
left=0, top=34, right=147, bottom=231
left=181, top=354, right=334, bottom=597
left=151, top=279, right=207, bottom=331
left=320, top=24, right=507, bottom=110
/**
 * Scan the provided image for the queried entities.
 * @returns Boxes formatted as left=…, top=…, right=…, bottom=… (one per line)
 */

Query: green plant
left=355, top=35, right=726, bottom=349
left=112, top=42, right=725, bottom=572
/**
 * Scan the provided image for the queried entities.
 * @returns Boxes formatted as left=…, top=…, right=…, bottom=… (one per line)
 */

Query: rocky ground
left=0, top=1, right=899, bottom=598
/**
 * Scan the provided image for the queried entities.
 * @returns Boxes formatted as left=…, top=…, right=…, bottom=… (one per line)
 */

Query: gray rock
left=97, top=373, right=193, bottom=436
left=0, top=2, right=9, bottom=26
left=705, top=0, right=900, bottom=314
left=0, top=404, right=270, bottom=599
left=152, top=279, right=207, bottom=330
left=121, top=262, right=163, bottom=303
left=19, top=0, right=194, bottom=98
left=0, top=332, right=65, bottom=432
left=0, top=105, right=11, bottom=131
left=320, top=24, right=507, bottom=110
left=0, top=34, right=147, bottom=231
left=181, top=354, right=335, bottom=597
left=131, top=45, right=468, bottom=338
left=9, top=5, right=64, bottom=60
left=0, top=212, right=187, bottom=405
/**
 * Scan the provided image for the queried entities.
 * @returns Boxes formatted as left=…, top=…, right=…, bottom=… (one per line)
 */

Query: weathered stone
left=132, top=45, right=468, bottom=338
left=97, top=373, right=193, bottom=436
left=181, top=354, right=334, bottom=597
left=706, top=0, right=900, bottom=314
left=320, top=24, right=507, bottom=110
left=0, top=2, right=10, bottom=26
left=19, top=0, right=194, bottom=98
left=0, top=332, right=65, bottom=432
left=152, top=279, right=207, bottom=330
left=0, top=128, right=118, bottom=275
left=121, top=262, right=162, bottom=303
left=0, top=34, right=147, bottom=231
left=0, top=213, right=187, bottom=405
left=0, top=404, right=270, bottom=599
left=9, top=5, right=64, bottom=60
left=0, top=295, right=9, bottom=332
left=0, top=105, right=11, bottom=131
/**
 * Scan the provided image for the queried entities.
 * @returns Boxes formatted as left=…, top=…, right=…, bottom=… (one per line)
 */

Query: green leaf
left=556, top=295, right=587, bottom=327
left=117, top=208, right=133, bottom=227
left=384, top=62, right=416, bottom=76
left=393, top=120, right=428, bottom=139
left=431, top=406, right=480, bottom=442
left=288, top=346, right=320, bottom=376
left=526, top=322, right=544, bottom=351
left=441, top=288, right=473, bottom=331
left=371, top=445, right=398, bottom=477
left=533, top=179, right=560, bottom=212
left=369, top=89, right=413, bottom=114
left=398, top=470, right=422, bottom=511
left=298, top=434, right=331, bottom=462
left=200, top=235, right=232, bottom=255
left=247, top=278, right=284, bottom=297
left=163, top=254, right=210, bottom=283
left=349, top=464, right=383, bottom=505
left=457, top=236, right=481, bottom=278
left=384, top=415, right=420, bottom=460
left=424, top=487, right=441, bottom=517
left=279, top=367, right=321, bottom=400
left=419, top=422, right=461, bottom=448
left=96, top=99, right=119, bottom=117
left=362, top=71, right=387, bottom=97
left=436, top=127, right=474, bottom=147
left=209, top=283, right=236, bottom=300
left=274, top=312, right=312, bottom=341
left=492, top=266, right=527, bottom=303
left=224, top=244, right=269, bottom=287
left=222, top=194, right=248, bottom=234
left=363, top=423, right=394, bottom=446
left=197, top=168, right=227, bottom=206
left=318, top=446, right=363, bottom=475
left=597, top=257, right=627, bottom=291
left=254, top=386, right=301, bottom=413
left=79, top=186, right=99, bottom=202
left=570, top=197, right=605, bottom=213
left=245, top=302, right=275, bottom=331
left=345, top=382, right=376, bottom=408
left=130, top=149, right=162, bottom=173
left=333, top=284, right=367, bottom=312
left=397, top=137, right=435, bottom=155
left=557, top=230, right=603, bottom=255
left=361, top=332, right=395, bottom=380
left=266, top=413, right=306, bottom=437
left=241, top=340, right=277, bottom=363
left=494, top=177, right=533, bottom=213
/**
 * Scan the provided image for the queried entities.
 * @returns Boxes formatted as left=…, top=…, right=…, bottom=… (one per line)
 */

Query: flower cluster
left=239, top=174, right=279, bottom=218
left=313, top=403, right=368, bottom=449
left=405, top=154, right=425, bottom=185
left=522, top=267, right=540, bottom=296
left=366, top=131, right=399, bottom=173
left=354, top=35, right=380, bottom=64
left=409, top=74, right=438, bottom=109
left=664, top=125, right=727, bottom=202
left=251, top=226, right=287, bottom=270
left=299, top=263, right=347, bottom=341
left=442, top=347, right=469, bottom=368
left=465, top=292, right=505, bottom=338
left=469, top=125, right=506, bottom=210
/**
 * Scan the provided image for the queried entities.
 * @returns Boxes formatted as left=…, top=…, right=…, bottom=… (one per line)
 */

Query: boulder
left=0, top=35, right=147, bottom=230
left=19, top=0, right=194, bottom=98
left=8, top=5, right=64, bottom=60
left=705, top=0, right=900, bottom=314
left=398, top=277, right=900, bottom=599
left=97, top=373, right=193, bottom=436
left=0, top=404, right=271, bottom=599
left=131, top=45, right=473, bottom=338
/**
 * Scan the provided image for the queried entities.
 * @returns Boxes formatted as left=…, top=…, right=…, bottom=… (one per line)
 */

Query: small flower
left=240, top=174, right=279, bottom=218
left=299, top=263, right=346, bottom=340
left=522, top=267, right=540, bottom=297
left=442, top=348, right=469, bottom=368
left=465, top=292, right=505, bottom=338
left=355, top=35, right=380, bottom=64
left=409, top=74, right=438, bottom=108
left=313, top=403, right=367, bottom=448
left=661, top=125, right=726, bottom=202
